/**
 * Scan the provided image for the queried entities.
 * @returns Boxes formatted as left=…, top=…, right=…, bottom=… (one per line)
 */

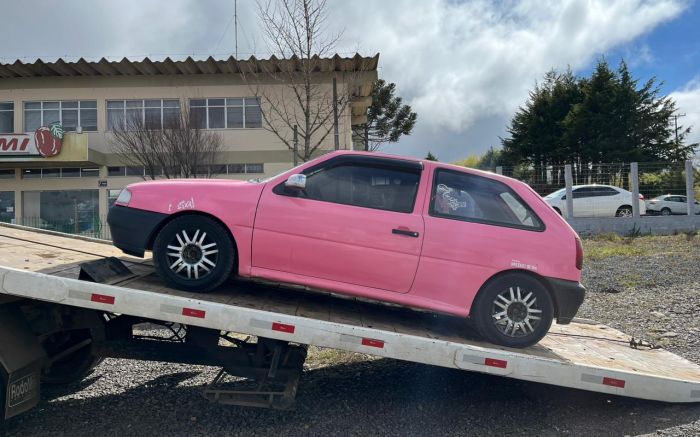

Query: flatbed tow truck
left=1, top=223, right=699, bottom=425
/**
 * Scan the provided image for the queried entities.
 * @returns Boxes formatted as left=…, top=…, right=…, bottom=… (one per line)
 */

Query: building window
left=0, top=102, right=13, bottom=133
left=190, top=98, right=262, bottom=129
left=21, top=167, right=99, bottom=179
left=21, top=190, right=99, bottom=236
left=0, top=191, right=15, bottom=223
left=108, top=189, right=122, bottom=208
left=125, top=166, right=145, bottom=177
left=24, top=101, right=97, bottom=132
left=107, top=99, right=180, bottom=130
left=0, top=169, right=15, bottom=179
left=227, top=163, right=264, bottom=174
left=107, top=166, right=126, bottom=177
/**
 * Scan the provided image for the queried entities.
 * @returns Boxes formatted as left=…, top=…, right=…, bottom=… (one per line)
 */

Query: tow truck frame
left=1, top=224, right=699, bottom=424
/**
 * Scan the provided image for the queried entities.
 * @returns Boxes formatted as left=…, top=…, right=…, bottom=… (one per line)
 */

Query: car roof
left=570, top=184, right=619, bottom=189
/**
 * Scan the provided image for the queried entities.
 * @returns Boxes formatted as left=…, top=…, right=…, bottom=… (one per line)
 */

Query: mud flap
left=0, top=305, right=45, bottom=420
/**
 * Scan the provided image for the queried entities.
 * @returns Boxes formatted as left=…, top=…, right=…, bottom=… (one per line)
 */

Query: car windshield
left=544, top=188, right=565, bottom=198
left=652, top=195, right=668, bottom=201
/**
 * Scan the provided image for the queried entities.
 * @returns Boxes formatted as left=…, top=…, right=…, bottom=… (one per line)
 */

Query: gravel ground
left=4, top=234, right=700, bottom=437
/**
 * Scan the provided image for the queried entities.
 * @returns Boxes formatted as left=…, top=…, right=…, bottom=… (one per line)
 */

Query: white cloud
left=670, top=78, right=700, bottom=147
left=0, top=0, right=690, bottom=160
left=332, top=0, right=687, bottom=133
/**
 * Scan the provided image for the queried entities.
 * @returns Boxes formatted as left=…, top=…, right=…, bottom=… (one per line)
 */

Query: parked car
left=645, top=195, right=700, bottom=215
left=108, top=151, right=585, bottom=348
left=544, top=184, right=646, bottom=217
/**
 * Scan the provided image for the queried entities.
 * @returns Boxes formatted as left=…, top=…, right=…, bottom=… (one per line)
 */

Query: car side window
left=275, top=161, right=420, bottom=213
left=429, top=169, right=544, bottom=231
left=597, top=187, right=619, bottom=197
left=572, top=188, right=595, bottom=199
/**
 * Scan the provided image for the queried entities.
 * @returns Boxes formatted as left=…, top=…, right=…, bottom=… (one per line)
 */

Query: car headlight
left=115, top=189, right=132, bottom=206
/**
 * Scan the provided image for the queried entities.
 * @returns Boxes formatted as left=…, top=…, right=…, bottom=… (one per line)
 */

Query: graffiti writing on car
left=177, top=197, right=196, bottom=210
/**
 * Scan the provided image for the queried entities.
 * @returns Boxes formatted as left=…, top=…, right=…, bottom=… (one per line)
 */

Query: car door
left=593, top=187, right=621, bottom=217
left=671, top=196, right=687, bottom=214
left=252, top=155, right=426, bottom=293
left=571, top=187, right=595, bottom=217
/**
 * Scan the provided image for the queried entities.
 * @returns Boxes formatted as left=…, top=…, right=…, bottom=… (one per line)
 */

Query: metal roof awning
left=0, top=54, right=380, bottom=79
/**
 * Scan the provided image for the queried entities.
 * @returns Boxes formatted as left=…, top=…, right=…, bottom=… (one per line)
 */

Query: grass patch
left=619, top=273, right=642, bottom=288
left=585, top=244, right=649, bottom=260
left=306, top=347, right=371, bottom=367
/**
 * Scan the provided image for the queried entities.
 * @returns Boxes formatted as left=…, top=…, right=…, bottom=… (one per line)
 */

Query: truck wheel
left=153, top=215, right=235, bottom=293
left=41, top=328, right=103, bottom=385
left=472, top=273, right=554, bottom=348
left=1, top=367, right=6, bottom=423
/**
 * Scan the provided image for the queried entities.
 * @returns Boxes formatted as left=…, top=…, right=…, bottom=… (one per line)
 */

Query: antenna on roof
left=234, top=0, right=238, bottom=59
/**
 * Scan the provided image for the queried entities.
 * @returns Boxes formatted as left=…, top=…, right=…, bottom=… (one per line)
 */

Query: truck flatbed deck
left=1, top=224, right=699, bottom=411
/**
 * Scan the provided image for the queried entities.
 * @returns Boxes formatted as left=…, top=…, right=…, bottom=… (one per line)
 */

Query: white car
left=544, top=185, right=646, bottom=218
left=646, top=195, right=700, bottom=215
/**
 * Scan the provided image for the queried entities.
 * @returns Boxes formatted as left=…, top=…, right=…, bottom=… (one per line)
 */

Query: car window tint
left=572, top=188, right=595, bottom=199
left=597, top=187, right=619, bottom=196
left=429, top=169, right=543, bottom=231
left=281, top=163, right=420, bottom=213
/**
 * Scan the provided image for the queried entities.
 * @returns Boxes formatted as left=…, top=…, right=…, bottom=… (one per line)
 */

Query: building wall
left=0, top=72, right=365, bottom=223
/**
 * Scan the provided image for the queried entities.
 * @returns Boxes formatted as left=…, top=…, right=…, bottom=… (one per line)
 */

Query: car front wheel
left=153, top=215, right=235, bottom=292
left=660, top=207, right=671, bottom=216
left=472, top=273, right=554, bottom=348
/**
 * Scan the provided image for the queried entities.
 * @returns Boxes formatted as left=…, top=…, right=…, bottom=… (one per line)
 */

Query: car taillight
left=639, top=194, right=644, bottom=200
left=575, top=237, right=583, bottom=270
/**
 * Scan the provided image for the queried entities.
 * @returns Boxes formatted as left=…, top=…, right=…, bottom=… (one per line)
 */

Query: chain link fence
left=16, top=215, right=111, bottom=240
left=494, top=161, right=699, bottom=218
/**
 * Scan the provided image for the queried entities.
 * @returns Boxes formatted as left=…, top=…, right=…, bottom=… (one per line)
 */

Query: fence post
left=565, top=164, right=573, bottom=219
left=686, top=159, right=695, bottom=216
left=630, top=162, right=640, bottom=218
left=495, top=166, right=503, bottom=175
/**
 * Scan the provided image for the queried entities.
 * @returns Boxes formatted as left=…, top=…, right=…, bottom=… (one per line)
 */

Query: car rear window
left=429, top=169, right=544, bottom=231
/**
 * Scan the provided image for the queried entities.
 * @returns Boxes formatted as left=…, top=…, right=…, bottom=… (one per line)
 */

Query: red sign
left=0, top=124, right=63, bottom=157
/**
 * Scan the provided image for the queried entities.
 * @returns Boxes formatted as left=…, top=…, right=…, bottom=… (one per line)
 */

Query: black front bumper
left=543, top=277, right=586, bottom=324
left=107, top=206, right=168, bottom=257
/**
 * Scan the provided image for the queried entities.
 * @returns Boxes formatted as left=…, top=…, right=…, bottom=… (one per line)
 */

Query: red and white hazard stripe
left=68, top=289, right=115, bottom=305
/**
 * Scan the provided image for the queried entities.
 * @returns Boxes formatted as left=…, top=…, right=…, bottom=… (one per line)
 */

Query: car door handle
left=392, top=228, right=420, bottom=238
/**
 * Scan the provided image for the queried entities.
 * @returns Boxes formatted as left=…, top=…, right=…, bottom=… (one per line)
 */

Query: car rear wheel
left=153, top=215, right=235, bottom=292
left=616, top=206, right=633, bottom=217
left=660, top=207, right=671, bottom=216
left=472, top=273, right=554, bottom=348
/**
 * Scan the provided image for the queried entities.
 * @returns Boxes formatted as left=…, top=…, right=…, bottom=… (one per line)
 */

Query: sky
left=1, top=0, right=699, bottom=162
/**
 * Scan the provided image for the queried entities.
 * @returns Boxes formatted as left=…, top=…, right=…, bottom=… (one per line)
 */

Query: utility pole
left=293, top=125, right=299, bottom=166
left=332, top=76, right=339, bottom=150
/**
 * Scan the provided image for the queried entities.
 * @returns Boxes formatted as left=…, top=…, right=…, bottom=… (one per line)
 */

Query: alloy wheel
left=166, top=229, right=219, bottom=280
left=491, top=286, right=542, bottom=337
left=617, top=207, right=633, bottom=218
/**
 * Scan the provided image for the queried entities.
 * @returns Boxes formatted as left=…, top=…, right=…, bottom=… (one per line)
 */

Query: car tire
left=553, top=207, right=562, bottom=216
left=615, top=206, right=633, bottom=217
left=472, top=273, right=554, bottom=348
left=153, top=215, right=235, bottom=293
left=660, top=207, right=671, bottom=216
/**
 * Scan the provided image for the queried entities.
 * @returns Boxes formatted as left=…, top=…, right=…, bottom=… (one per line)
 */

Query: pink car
left=108, top=151, right=585, bottom=347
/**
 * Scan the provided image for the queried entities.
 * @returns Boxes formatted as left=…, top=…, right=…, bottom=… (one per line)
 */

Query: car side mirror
left=285, top=174, right=306, bottom=190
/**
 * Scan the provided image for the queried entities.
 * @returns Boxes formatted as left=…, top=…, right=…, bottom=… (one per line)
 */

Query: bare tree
left=248, top=0, right=356, bottom=162
left=110, top=105, right=222, bottom=180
